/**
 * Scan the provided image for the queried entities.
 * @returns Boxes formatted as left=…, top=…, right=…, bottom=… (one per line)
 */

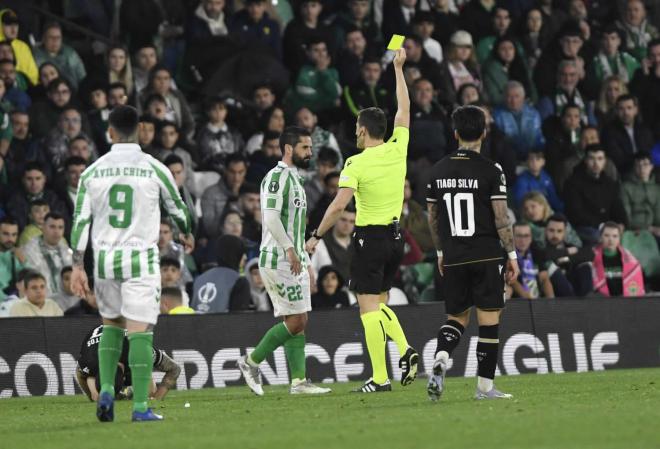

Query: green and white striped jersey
left=259, top=161, right=308, bottom=270
left=71, top=143, right=191, bottom=280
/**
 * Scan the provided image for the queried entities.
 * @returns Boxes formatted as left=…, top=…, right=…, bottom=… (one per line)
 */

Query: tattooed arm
left=492, top=199, right=520, bottom=283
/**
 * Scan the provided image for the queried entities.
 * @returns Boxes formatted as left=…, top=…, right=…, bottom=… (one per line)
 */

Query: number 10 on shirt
left=443, top=192, right=475, bottom=237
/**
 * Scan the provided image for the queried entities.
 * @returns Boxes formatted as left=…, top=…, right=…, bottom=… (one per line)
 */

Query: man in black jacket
left=602, top=94, right=654, bottom=175
left=630, top=39, right=660, bottom=140
left=544, top=214, right=594, bottom=296
left=564, top=144, right=628, bottom=244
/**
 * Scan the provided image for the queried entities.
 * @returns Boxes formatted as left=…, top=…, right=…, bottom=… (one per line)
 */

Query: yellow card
left=387, top=34, right=405, bottom=51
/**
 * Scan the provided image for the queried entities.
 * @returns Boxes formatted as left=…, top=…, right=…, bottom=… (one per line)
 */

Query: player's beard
left=292, top=153, right=311, bottom=169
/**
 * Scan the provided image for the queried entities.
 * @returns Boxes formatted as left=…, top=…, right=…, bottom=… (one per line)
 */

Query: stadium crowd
left=1, top=0, right=660, bottom=318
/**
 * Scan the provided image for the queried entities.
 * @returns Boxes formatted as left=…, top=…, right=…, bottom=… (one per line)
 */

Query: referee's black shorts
left=348, top=225, right=404, bottom=295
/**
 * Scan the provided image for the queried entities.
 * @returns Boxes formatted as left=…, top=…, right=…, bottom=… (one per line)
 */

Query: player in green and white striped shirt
left=69, top=106, right=193, bottom=423
left=238, top=126, right=331, bottom=396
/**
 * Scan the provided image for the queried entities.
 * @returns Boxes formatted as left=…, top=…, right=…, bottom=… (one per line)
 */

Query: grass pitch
left=1, top=368, right=658, bottom=449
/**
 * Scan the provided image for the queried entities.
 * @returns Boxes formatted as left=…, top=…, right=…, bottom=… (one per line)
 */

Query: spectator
left=513, top=150, right=564, bottom=212
left=86, top=83, right=111, bottom=155
left=0, top=9, right=37, bottom=85
left=245, top=83, right=278, bottom=135
left=409, top=78, right=450, bottom=165
left=282, top=0, right=335, bottom=75
left=493, top=81, right=544, bottom=161
left=312, top=266, right=350, bottom=309
left=32, top=22, right=86, bottom=89
left=304, top=147, right=340, bottom=212
left=221, top=210, right=244, bottom=237
left=245, top=106, right=286, bottom=154
left=0, top=58, right=31, bottom=112
left=119, top=0, right=186, bottom=56
left=544, top=213, right=594, bottom=297
left=29, top=62, right=60, bottom=103
left=30, top=77, right=74, bottom=138
left=245, top=258, right=270, bottom=311
left=537, top=60, right=597, bottom=126
left=196, top=96, right=244, bottom=172
left=229, top=0, right=282, bottom=59
left=412, top=12, right=444, bottom=63
left=308, top=171, right=339, bottom=232
left=336, top=27, right=369, bottom=87
left=107, top=82, right=129, bottom=109
left=155, top=121, right=196, bottom=194
left=186, top=0, right=229, bottom=44
left=564, top=145, right=628, bottom=244
left=164, top=155, right=198, bottom=234
left=158, top=220, right=194, bottom=285
left=0, top=79, right=11, bottom=156
left=310, top=208, right=355, bottom=282
left=9, top=271, right=63, bottom=317
left=382, top=0, right=418, bottom=39
left=63, top=281, right=99, bottom=316
left=476, top=104, right=518, bottom=186
left=0, top=217, right=25, bottom=302
left=521, top=191, right=582, bottom=248
left=400, top=35, right=444, bottom=93
left=160, top=286, right=195, bottom=315
left=17, top=199, right=49, bottom=247
left=630, top=39, right=660, bottom=139
left=294, top=107, right=342, bottom=173
left=138, top=115, right=157, bottom=156
left=191, top=234, right=252, bottom=312
left=235, top=183, right=262, bottom=243
left=201, top=154, right=248, bottom=238
left=67, top=136, right=94, bottom=163
left=160, top=257, right=191, bottom=307
left=23, top=212, right=72, bottom=296
left=429, top=0, right=460, bottom=48
left=334, top=0, right=381, bottom=51
left=512, top=221, right=554, bottom=298
left=592, top=221, right=645, bottom=297
left=50, top=266, right=80, bottom=312
left=138, top=66, right=195, bottom=140
left=482, top=35, right=536, bottom=106
left=602, top=94, right=654, bottom=174
left=44, top=108, right=96, bottom=174
left=621, top=152, right=660, bottom=238
left=438, top=30, right=482, bottom=106
left=287, top=38, right=341, bottom=116
left=342, top=56, right=393, bottom=122
left=57, top=154, right=87, bottom=218
left=104, top=46, right=134, bottom=97
left=460, top=0, right=496, bottom=43
left=133, top=45, right=159, bottom=95
left=6, top=161, right=65, bottom=229
left=475, top=6, right=514, bottom=64
left=401, top=177, right=434, bottom=252
left=518, top=8, right=551, bottom=71
left=596, top=75, right=628, bottom=125
left=246, top=130, right=281, bottom=184
left=5, top=111, right=43, bottom=186
left=456, top=82, right=481, bottom=106
left=616, top=0, right=659, bottom=62
left=590, top=24, right=640, bottom=89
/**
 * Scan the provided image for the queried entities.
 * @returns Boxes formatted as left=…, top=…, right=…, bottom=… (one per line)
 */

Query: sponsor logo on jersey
left=293, top=198, right=307, bottom=208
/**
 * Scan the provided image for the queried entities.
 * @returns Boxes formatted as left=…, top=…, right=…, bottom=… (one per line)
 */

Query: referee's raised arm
left=392, top=48, right=410, bottom=129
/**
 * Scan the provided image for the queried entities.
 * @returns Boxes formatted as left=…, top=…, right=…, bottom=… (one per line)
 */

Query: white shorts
left=94, top=274, right=161, bottom=325
left=259, top=266, right=311, bottom=317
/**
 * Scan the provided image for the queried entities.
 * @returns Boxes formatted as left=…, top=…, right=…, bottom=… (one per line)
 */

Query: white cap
left=451, top=30, right=473, bottom=47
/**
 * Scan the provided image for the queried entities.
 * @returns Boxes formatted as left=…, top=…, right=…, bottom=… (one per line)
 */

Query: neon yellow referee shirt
left=338, top=126, right=408, bottom=226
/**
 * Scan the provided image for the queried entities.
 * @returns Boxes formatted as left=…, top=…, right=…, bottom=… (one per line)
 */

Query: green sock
left=379, top=303, right=409, bottom=356
left=284, top=334, right=306, bottom=381
left=361, top=311, right=388, bottom=384
left=128, top=332, right=153, bottom=413
left=249, top=322, right=292, bottom=365
left=98, top=325, right=124, bottom=396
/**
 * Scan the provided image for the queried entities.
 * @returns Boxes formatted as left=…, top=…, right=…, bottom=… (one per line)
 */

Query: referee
left=306, top=48, right=418, bottom=393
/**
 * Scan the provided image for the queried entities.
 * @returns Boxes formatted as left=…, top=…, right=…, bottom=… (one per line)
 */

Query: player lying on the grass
left=237, top=126, right=331, bottom=396
left=426, top=105, right=520, bottom=401
left=76, top=324, right=181, bottom=402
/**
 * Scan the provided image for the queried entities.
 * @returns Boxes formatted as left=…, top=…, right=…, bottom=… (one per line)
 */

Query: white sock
left=477, top=376, right=493, bottom=393
left=246, top=354, right=259, bottom=368
left=435, top=350, right=449, bottom=364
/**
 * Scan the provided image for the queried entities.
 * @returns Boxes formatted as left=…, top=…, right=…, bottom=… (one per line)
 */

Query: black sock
left=477, top=324, right=499, bottom=380
left=435, top=320, right=465, bottom=358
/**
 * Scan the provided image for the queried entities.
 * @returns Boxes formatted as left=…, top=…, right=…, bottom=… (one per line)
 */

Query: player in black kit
left=425, top=105, right=520, bottom=401
left=76, top=324, right=181, bottom=401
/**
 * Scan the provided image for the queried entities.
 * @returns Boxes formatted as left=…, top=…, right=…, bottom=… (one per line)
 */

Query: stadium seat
left=190, top=171, right=220, bottom=199
left=622, top=230, right=660, bottom=277
left=419, top=286, right=436, bottom=302
left=387, top=287, right=409, bottom=305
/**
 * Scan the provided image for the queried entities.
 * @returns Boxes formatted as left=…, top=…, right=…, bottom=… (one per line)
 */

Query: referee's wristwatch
left=312, top=229, right=323, bottom=240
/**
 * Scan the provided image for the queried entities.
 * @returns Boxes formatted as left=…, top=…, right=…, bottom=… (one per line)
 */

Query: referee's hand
left=287, top=248, right=302, bottom=275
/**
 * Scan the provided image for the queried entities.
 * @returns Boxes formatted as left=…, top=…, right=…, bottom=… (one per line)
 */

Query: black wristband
left=312, top=229, right=323, bottom=239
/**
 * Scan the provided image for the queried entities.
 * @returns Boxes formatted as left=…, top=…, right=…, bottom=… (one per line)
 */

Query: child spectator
left=138, top=115, right=157, bottom=156
left=245, top=258, right=271, bottom=312
left=156, top=120, right=196, bottom=193
left=592, top=222, right=645, bottom=297
left=196, top=96, right=244, bottom=172
left=9, top=271, right=63, bottom=317
left=50, top=266, right=80, bottom=312
left=513, top=150, right=564, bottom=212
left=18, top=199, right=50, bottom=247
left=160, top=256, right=191, bottom=307
left=311, top=266, right=350, bottom=309
left=590, top=25, right=639, bottom=89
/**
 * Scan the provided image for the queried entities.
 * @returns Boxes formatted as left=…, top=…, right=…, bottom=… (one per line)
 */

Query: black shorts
left=442, top=259, right=505, bottom=315
left=349, top=225, right=404, bottom=294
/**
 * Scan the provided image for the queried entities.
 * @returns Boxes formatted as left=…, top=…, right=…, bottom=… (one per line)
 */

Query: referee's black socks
left=435, top=320, right=465, bottom=363
left=476, top=324, right=499, bottom=393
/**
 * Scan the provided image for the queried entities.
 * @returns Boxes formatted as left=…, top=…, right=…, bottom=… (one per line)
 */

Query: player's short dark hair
left=452, top=105, right=486, bottom=142
left=24, top=271, right=46, bottom=287
left=64, top=156, right=88, bottom=169
left=45, top=212, right=66, bottom=223
left=29, top=198, right=49, bottom=209
left=164, top=154, right=184, bottom=167
left=634, top=151, right=651, bottom=163
left=161, top=286, right=183, bottom=302
left=615, top=93, right=638, bottom=106
left=324, top=171, right=340, bottom=185
left=108, top=105, right=139, bottom=139
left=547, top=213, right=567, bottom=226
left=357, top=107, right=387, bottom=139
left=23, top=161, right=46, bottom=176
left=60, top=266, right=72, bottom=277
left=317, top=147, right=340, bottom=166
left=279, top=126, right=311, bottom=153
left=239, top=182, right=260, bottom=196
left=160, top=256, right=181, bottom=270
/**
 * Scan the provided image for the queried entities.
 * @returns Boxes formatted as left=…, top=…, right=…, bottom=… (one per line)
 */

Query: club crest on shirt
left=268, top=181, right=279, bottom=193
